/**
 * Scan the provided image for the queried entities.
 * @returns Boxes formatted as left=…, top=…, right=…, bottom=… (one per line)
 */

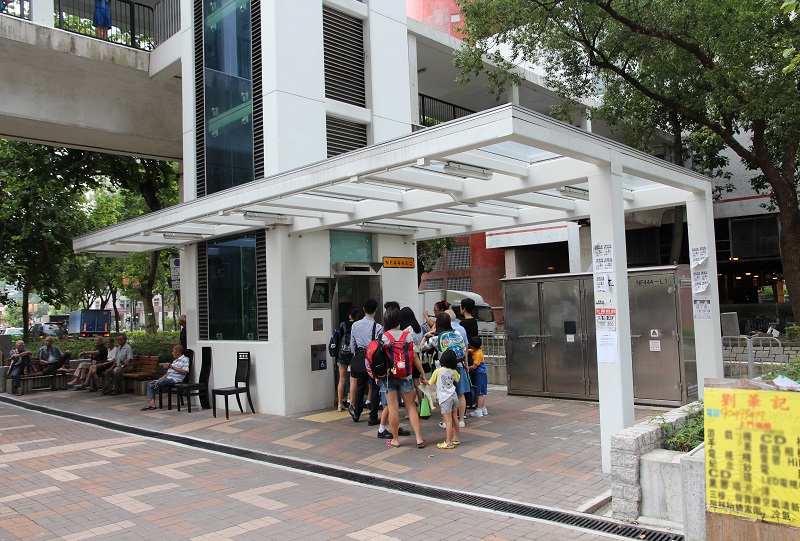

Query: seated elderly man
left=140, top=345, right=189, bottom=411
left=36, top=336, right=72, bottom=376
left=67, top=336, right=107, bottom=389
left=8, top=341, right=35, bottom=396
left=102, top=333, right=133, bottom=396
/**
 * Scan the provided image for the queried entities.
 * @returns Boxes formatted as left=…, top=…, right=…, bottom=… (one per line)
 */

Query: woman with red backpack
left=371, top=307, right=428, bottom=449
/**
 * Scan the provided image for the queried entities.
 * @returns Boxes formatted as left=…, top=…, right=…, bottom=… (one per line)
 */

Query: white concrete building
left=1, top=0, right=725, bottom=468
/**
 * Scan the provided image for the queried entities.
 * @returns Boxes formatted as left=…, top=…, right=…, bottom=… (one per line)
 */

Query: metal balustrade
left=722, top=336, right=788, bottom=379
left=2, top=0, right=180, bottom=50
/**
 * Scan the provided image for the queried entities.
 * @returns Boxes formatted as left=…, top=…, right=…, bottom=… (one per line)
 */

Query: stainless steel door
left=541, top=279, right=585, bottom=395
left=583, top=279, right=599, bottom=397
left=504, top=281, right=544, bottom=392
left=629, top=272, right=682, bottom=402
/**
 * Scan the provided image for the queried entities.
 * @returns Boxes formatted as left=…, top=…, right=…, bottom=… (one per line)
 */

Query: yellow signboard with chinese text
left=705, top=388, right=800, bottom=527
left=382, top=257, right=415, bottom=269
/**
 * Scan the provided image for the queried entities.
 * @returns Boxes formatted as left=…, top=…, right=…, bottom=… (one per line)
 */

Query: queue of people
left=333, top=297, right=489, bottom=451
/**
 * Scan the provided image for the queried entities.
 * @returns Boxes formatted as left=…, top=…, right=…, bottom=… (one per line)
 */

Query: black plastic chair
left=212, top=354, right=255, bottom=419
left=176, top=348, right=210, bottom=413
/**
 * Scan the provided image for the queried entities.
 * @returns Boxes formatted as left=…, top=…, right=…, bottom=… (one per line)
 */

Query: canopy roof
left=73, top=104, right=711, bottom=255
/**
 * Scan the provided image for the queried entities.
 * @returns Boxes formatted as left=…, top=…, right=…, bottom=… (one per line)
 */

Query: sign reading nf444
left=382, top=257, right=415, bottom=269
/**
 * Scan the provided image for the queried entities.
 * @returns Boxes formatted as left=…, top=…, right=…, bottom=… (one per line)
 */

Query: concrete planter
left=639, top=442, right=705, bottom=539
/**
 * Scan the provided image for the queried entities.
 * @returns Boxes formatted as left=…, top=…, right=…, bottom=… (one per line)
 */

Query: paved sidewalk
left=0, top=402, right=628, bottom=541
left=2, top=386, right=665, bottom=515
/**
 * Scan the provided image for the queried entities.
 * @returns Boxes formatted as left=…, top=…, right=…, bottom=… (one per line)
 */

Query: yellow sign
left=382, top=257, right=415, bottom=269
left=705, top=388, right=800, bottom=526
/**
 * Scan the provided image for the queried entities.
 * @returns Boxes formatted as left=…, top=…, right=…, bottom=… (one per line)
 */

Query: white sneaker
left=439, top=421, right=446, bottom=429
left=469, top=409, right=483, bottom=418
left=458, top=420, right=465, bottom=428
left=481, top=407, right=488, bottom=416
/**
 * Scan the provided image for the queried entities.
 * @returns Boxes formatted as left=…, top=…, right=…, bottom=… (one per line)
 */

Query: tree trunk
left=776, top=198, right=800, bottom=325
left=141, top=251, right=160, bottom=334
left=21, top=285, right=30, bottom=342
left=111, top=287, right=120, bottom=332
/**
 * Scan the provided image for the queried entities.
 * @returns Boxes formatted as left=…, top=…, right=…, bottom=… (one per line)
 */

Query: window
left=731, top=215, right=779, bottom=259
left=447, top=277, right=472, bottom=291
left=202, top=233, right=260, bottom=340
left=446, top=245, right=471, bottom=269
left=424, top=279, right=444, bottom=290
left=330, top=231, right=372, bottom=262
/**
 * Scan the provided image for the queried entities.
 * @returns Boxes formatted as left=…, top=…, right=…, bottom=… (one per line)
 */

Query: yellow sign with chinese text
left=705, top=388, right=800, bottom=526
left=382, top=257, right=415, bottom=269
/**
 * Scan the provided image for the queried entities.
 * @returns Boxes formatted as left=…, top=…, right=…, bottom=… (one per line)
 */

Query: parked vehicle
left=30, top=322, right=68, bottom=339
left=68, top=309, right=112, bottom=337
left=2, top=327, right=23, bottom=337
left=418, top=290, right=497, bottom=333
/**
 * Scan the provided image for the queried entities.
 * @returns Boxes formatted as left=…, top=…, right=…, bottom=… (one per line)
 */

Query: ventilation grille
left=322, top=6, right=365, bottom=107
left=198, top=242, right=209, bottom=340
left=256, top=230, right=268, bottom=340
left=251, top=0, right=264, bottom=180
left=446, top=245, right=471, bottom=269
left=424, top=278, right=444, bottom=291
left=194, top=0, right=205, bottom=197
left=326, top=117, right=368, bottom=157
left=447, top=277, right=472, bottom=291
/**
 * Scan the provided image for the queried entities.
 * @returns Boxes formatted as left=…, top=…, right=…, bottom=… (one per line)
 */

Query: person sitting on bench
left=140, top=345, right=190, bottom=411
left=8, top=341, right=35, bottom=396
left=36, top=336, right=72, bottom=375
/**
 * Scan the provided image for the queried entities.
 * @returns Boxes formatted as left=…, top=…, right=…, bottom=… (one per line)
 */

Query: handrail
left=1, top=0, right=180, bottom=50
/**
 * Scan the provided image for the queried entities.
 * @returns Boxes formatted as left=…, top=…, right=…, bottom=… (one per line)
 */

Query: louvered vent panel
left=326, top=117, right=368, bottom=157
left=194, top=0, right=206, bottom=197
left=251, top=0, right=264, bottom=180
left=323, top=6, right=365, bottom=107
left=197, top=242, right=209, bottom=340
left=256, top=230, right=268, bottom=341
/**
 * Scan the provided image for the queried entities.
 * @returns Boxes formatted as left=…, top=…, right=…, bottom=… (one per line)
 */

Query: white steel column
left=588, top=160, right=635, bottom=472
left=686, top=187, right=724, bottom=396
left=31, top=0, right=54, bottom=27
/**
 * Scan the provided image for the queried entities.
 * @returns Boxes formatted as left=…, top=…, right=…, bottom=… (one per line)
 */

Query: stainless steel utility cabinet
left=503, top=265, right=697, bottom=406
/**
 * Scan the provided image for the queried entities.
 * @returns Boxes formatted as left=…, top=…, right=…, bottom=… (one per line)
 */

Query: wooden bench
left=121, top=355, right=162, bottom=395
left=6, top=372, right=68, bottom=394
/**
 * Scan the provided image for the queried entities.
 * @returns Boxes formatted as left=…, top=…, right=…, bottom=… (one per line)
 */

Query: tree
left=454, top=0, right=800, bottom=319
left=0, top=142, right=99, bottom=338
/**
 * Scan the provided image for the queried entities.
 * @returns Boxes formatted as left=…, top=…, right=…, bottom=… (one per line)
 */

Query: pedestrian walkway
left=0, top=386, right=681, bottom=540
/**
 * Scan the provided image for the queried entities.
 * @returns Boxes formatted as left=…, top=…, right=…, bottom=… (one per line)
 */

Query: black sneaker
left=377, top=430, right=392, bottom=439
left=367, top=418, right=379, bottom=426
left=397, top=427, right=411, bottom=436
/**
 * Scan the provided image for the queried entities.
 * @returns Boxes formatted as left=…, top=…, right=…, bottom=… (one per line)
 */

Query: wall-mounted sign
left=382, top=257, right=415, bottom=269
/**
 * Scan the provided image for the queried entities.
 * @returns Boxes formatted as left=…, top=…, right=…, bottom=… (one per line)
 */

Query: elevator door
left=542, top=279, right=586, bottom=395
left=333, top=275, right=382, bottom=326
left=629, top=272, right=683, bottom=402
left=504, top=281, right=544, bottom=392
left=582, top=279, right=598, bottom=397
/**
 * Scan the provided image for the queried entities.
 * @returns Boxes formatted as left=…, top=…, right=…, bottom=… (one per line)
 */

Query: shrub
left=784, top=325, right=800, bottom=342
left=125, top=331, right=180, bottom=361
left=762, top=357, right=800, bottom=382
left=657, top=402, right=704, bottom=452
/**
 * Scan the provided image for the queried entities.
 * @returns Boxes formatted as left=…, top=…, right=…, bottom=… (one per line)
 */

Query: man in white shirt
left=141, top=345, right=190, bottom=411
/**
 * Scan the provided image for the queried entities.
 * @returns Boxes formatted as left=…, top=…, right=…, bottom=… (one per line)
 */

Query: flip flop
left=386, top=440, right=400, bottom=448
left=416, top=439, right=427, bottom=449
left=140, top=406, right=156, bottom=411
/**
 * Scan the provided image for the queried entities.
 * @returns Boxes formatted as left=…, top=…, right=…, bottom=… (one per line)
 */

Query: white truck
left=417, top=290, right=497, bottom=334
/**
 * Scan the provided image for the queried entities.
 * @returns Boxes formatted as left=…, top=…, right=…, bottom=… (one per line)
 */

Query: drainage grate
left=0, top=397, right=682, bottom=541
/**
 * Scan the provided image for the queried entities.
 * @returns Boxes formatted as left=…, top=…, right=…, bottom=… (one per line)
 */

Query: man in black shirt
left=459, top=298, right=480, bottom=409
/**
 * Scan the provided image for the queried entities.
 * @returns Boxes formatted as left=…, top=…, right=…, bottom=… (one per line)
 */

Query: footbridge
left=0, top=0, right=182, bottom=159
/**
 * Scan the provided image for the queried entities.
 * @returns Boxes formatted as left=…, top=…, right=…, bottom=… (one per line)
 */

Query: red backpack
left=367, top=331, right=413, bottom=379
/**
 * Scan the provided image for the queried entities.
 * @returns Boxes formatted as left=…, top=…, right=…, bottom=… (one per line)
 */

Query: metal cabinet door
left=629, top=272, right=683, bottom=402
left=541, top=279, right=586, bottom=395
left=504, top=282, right=544, bottom=392
left=582, top=279, right=598, bottom=397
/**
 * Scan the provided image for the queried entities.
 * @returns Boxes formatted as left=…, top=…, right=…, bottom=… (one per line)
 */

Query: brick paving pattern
left=0, top=386, right=672, bottom=540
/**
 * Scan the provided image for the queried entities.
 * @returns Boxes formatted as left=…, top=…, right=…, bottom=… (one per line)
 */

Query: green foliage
left=785, top=325, right=800, bottom=342
left=657, top=402, right=705, bottom=452
left=782, top=0, right=800, bottom=73
left=454, top=0, right=800, bottom=322
left=125, top=331, right=179, bottom=360
left=763, top=357, right=800, bottom=381
left=417, top=238, right=457, bottom=273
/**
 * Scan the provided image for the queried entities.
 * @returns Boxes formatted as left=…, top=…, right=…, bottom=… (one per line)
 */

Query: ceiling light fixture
left=163, top=232, right=205, bottom=240
left=359, top=222, right=419, bottom=234
left=242, top=211, right=292, bottom=224
left=558, top=186, right=590, bottom=200
left=92, top=251, right=131, bottom=258
left=442, top=162, right=493, bottom=181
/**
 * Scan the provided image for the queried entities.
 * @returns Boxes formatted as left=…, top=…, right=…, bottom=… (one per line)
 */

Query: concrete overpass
left=0, top=14, right=181, bottom=159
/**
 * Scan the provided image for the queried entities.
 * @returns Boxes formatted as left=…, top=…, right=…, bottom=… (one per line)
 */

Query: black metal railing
left=1, top=0, right=180, bottom=50
left=56, top=0, right=155, bottom=50
left=418, top=93, right=475, bottom=127
left=0, top=0, right=31, bottom=20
